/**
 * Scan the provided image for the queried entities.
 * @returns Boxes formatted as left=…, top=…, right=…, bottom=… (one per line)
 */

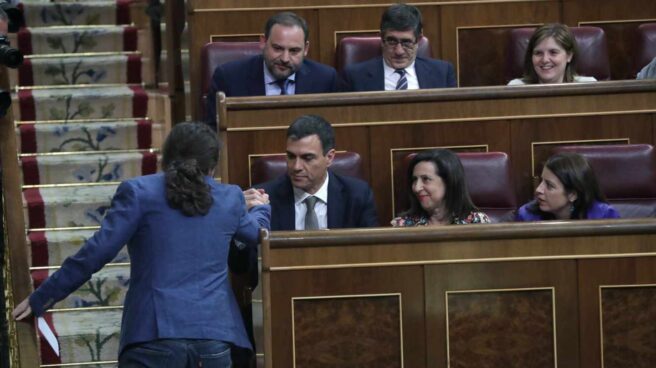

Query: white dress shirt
left=293, top=174, right=329, bottom=230
left=383, top=60, right=419, bottom=90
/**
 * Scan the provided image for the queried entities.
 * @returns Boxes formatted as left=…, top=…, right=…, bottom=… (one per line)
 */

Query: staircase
left=9, top=0, right=167, bottom=365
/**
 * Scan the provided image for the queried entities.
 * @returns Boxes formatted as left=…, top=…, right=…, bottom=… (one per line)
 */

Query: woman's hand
left=12, top=297, right=32, bottom=321
left=243, top=188, right=270, bottom=209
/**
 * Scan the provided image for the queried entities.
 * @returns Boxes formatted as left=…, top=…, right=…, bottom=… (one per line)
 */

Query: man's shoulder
left=416, top=56, right=452, bottom=70
left=330, top=171, right=372, bottom=193
left=216, top=54, right=262, bottom=75
left=256, top=175, right=290, bottom=194
left=345, top=57, right=381, bottom=74
left=302, top=58, right=337, bottom=75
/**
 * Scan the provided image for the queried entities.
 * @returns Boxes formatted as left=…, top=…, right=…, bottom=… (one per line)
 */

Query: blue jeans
left=118, top=339, right=231, bottom=368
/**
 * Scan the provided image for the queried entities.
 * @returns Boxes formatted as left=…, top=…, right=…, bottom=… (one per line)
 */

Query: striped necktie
left=395, top=69, right=408, bottom=90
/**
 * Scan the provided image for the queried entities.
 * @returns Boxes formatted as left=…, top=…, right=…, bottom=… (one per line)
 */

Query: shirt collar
left=263, top=61, right=297, bottom=84
left=293, top=172, right=329, bottom=205
left=383, top=59, right=416, bottom=79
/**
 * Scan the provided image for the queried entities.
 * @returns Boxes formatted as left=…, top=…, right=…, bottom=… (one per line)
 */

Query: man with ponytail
left=13, top=122, right=271, bottom=367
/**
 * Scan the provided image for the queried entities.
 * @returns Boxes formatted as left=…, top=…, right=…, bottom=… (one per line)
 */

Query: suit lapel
left=415, top=57, right=435, bottom=89
left=327, top=172, right=345, bottom=229
left=248, top=55, right=266, bottom=96
left=275, top=176, right=296, bottom=231
left=369, top=58, right=385, bottom=91
left=295, top=61, right=310, bottom=93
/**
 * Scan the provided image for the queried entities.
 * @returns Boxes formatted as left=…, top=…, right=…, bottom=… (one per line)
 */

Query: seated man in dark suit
left=231, top=115, right=378, bottom=367
left=341, top=3, right=456, bottom=91
left=206, top=12, right=338, bottom=127
left=259, top=114, right=379, bottom=230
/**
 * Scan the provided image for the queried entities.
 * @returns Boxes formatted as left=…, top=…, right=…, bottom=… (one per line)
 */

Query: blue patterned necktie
left=275, top=79, right=288, bottom=95
left=395, top=69, right=408, bottom=90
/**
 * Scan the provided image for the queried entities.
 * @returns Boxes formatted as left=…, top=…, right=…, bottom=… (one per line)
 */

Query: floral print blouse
left=390, top=211, right=491, bottom=227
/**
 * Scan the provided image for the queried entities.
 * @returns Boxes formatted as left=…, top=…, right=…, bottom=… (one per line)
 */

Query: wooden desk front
left=218, top=80, right=656, bottom=224
left=261, top=219, right=656, bottom=367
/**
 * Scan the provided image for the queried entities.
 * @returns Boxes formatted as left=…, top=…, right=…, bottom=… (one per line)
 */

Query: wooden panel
left=510, top=113, right=653, bottom=201
left=447, top=289, right=555, bottom=368
left=563, top=0, right=656, bottom=26
left=578, top=257, right=656, bottom=368
left=268, top=266, right=425, bottom=367
left=293, top=294, right=402, bottom=367
left=425, top=261, right=577, bottom=368
left=600, top=286, right=656, bottom=368
left=439, top=1, right=560, bottom=81
left=458, top=24, right=542, bottom=87
left=581, top=20, right=656, bottom=80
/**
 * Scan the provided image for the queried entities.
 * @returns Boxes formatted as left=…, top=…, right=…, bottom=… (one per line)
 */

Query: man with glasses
left=341, top=3, right=456, bottom=91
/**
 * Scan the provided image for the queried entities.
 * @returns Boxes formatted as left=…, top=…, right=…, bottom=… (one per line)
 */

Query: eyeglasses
left=382, top=37, right=417, bottom=49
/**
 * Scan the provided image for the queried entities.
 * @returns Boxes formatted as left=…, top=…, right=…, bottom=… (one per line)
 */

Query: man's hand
left=243, top=188, right=269, bottom=209
left=12, top=297, right=32, bottom=321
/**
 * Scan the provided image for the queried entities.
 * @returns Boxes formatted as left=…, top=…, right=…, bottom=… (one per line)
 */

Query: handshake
left=243, top=188, right=270, bottom=208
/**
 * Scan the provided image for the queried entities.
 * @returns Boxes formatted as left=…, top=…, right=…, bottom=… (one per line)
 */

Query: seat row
left=251, top=144, right=656, bottom=222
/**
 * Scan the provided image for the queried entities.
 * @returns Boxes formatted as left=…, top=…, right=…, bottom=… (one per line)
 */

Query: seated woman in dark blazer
left=13, top=122, right=271, bottom=367
left=516, top=153, right=619, bottom=221
left=392, top=149, right=490, bottom=226
left=508, top=23, right=597, bottom=85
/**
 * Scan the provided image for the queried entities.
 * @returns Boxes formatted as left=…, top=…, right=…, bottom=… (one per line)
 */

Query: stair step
left=20, top=0, right=131, bottom=28
left=18, top=25, right=137, bottom=55
left=17, top=86, right=148, bottom=121
left=33, top=265, right=129, bottom=310
left=23, top=184, right=117, bottom=229
left=19, top=54, right=142, bottom=87
left=29, top=229, right=129, bottom=268
left=21, top=151, right=158, bottom=185
left=17, top=119, right=153, bottom=154
left=40, top=308, right=121, bottom=365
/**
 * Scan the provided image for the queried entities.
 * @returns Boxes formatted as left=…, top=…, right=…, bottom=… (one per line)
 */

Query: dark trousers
left=118, top=339, right=231, bottom=368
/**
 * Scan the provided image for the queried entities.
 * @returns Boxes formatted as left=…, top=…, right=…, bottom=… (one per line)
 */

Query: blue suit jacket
left=341, top=56, right=456, bottom=92
left=206, top=54, right=338, bottom=127
left=258, top=171, right=379, bottom=231
left=29, top=173, right=271, bottom=354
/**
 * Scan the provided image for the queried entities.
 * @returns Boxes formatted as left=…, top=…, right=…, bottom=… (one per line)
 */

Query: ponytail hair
left=162, top=122, right=220, bottom=216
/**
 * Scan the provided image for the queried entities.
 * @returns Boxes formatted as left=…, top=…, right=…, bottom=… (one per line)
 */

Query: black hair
left=528, top=153, right=607, bottom=219
left=403, top=149, right=478, bottom=222
left=161, top=122, right=219, bottom=216
left=380, top=3, right=423, bottom=40
left=264, top=12, right=309, bottom=43
left=286, top=115, right=335, bottom=155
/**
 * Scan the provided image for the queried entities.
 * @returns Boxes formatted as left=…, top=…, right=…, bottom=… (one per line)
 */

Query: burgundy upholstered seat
left=552, top=144, right=656, bottom=218
left=398, top=152, right=517, bottom=223
left=634, top=23, right=656, bottom=77
left=200, top=41, right=262, bottom=118
left=505, top=26, right=611, bottom=82
left=250, top=151, right=364, bottom=186
left=335, top=36, right=432, bottom=72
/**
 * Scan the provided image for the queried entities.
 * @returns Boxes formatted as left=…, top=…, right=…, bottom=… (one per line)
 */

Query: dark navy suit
left=206, top=54, right=338, bottom=127
left=259, top=171, right=379, bottom=231
left=29, top=173, right=271, bottom=355
left=341, top=56, right=456, bottom=91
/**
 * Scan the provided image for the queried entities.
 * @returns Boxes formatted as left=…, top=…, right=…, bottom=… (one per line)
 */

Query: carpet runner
left=11, top=0, right=160, bottom=365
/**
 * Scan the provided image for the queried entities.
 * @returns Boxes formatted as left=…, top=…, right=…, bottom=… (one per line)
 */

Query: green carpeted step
left=21, top=151, right=158, bottom=185
left=42, top=308, right=121, bottom=365
left=17, top=119, right=153, bottom=154
left=32, top=265, right=129, bottom=309
left=24, top=184, right=117, bottom=229
left=18, top=86, right=148, bottom=121
left=17, top=25, right=138, bottom=55
left=21, top=0, right=131, bottom=28
left=19, top=54, right=141, bottom=87
left=29, top=229, right=129, bottom=268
